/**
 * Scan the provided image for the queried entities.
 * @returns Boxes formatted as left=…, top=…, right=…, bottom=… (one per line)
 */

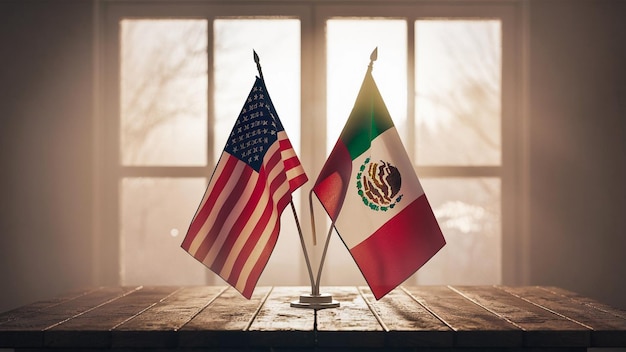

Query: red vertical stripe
left=350, top=195, right=446, bottom=299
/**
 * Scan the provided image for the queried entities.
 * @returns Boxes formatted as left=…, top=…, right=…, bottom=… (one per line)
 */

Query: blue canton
left=224, top=77, right=284, bottom=172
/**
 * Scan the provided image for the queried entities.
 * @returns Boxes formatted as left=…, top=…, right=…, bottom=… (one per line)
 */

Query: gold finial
left=368, top=47, right=378, bottom=72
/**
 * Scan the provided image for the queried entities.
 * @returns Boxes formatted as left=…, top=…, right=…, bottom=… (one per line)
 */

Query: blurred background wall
left=0, top=1, right=95, bottom=312
left=1, top=0, right=624, bottom=312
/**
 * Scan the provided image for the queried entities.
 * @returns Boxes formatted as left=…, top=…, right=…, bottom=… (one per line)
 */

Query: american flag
left=181, top=77, right=307, bottom=298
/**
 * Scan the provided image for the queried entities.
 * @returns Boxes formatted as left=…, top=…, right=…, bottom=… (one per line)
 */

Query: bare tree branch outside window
left=121, top=20, right=208, bottom=166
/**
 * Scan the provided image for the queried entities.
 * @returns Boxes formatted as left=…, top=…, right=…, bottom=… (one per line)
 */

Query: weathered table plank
left=111, top=286, right=225, bottom=348
left=178, top=286, right=270, bottom=348
left=501, top=286, right=626, bottom=347
left=0, top=286, right=140, bottom=348
left=541, top=286, right=626, bottom=320
left=247, top=286, right=315, bottom=347
left=403, top=286, right=523, bottom=347
left=44, top=286, right=180, bottom=348
left=316, top=286, right=385, bottom=348
left=0, top=287, right=101, bottom=326
left=451, top=285, right=590, bottom=347
left=359, top=286, right=453, bottom=348
left=0, top=285, right=624, bottom=351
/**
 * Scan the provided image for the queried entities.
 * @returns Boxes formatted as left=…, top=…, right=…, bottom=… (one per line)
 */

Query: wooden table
left=1, top=286, right=625, bottom=351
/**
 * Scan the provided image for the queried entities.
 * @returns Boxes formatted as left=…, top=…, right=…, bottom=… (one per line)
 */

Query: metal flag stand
left=252, top=50, right=339, bottom=310
left=253, top=49, right=339, bottom=310
left=289, top=47, right=378, bottom=309
left=288, top=197, right=339, bottom=310
left=256, top=48, right=377, bottom=309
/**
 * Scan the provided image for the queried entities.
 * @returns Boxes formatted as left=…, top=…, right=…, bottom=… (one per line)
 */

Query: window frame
left=94, top=0, right=523, bottom=286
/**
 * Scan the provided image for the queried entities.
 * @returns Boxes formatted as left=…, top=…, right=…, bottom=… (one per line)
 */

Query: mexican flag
left=312, top=63, right=446, bottom=300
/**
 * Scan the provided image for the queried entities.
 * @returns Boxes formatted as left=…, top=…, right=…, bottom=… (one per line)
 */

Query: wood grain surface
left=0, top=285, right=624, bottom=351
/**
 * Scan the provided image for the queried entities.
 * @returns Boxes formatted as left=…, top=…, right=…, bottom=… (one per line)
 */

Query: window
left=413, top=20, right=503, bottom=284
left=96, top=1, right=521, bottom=287
left=118, top=19, right=209, bottom=285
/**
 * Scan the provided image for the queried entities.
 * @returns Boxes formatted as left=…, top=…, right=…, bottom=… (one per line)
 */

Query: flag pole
left=290, top=191, right=339, bottom=309
left=289, top=200, right=316, bottom=292
left=314, top=216, right=335, bottom=296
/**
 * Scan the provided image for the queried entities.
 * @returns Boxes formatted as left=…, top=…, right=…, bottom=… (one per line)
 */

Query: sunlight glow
left=118, top=17, right=503, bottom=288
left=415, top=20, right=501, bottom=166
left=120, top=178, right=208, bottom=285
left=420, top=178, right=501, bottom=285
left=326, top=19, right=407, bottom=151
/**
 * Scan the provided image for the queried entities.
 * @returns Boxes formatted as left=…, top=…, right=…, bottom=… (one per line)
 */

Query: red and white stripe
left=182, top=131, right=306, bottom=298
left=279, top=133, right=307, bottom=192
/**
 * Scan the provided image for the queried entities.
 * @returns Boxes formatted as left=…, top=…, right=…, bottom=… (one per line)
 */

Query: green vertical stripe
left=339, top=70, right=395, bottom=160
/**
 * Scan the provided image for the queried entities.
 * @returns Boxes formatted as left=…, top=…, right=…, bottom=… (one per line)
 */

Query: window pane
left=214, top=19, right=301, bottom=163
left=120, top=178, right=213, bottom=285
left=414, top=178, right=501, bottom=284
left=120, top=20, right=208, bottom=166
left=415, top=20, right=501, bottom=165
left=327, top=19, right=407, bottom=151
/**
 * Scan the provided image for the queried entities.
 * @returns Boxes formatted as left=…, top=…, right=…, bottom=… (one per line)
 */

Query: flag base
left=290, top=293, right=340, bottom=310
